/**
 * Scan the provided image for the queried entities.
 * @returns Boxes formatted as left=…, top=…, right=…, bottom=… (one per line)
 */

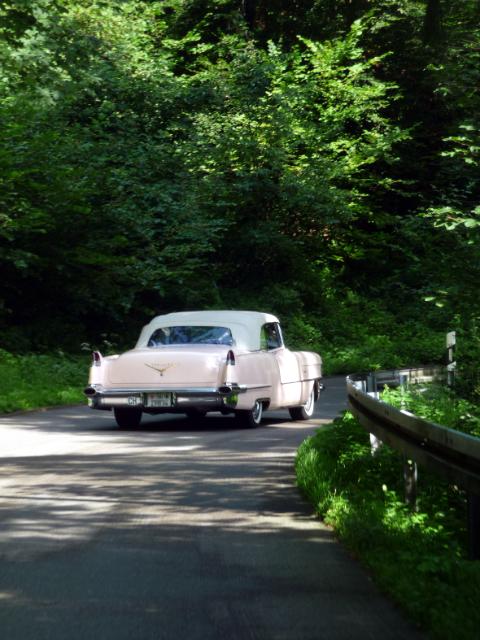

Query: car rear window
left=148, top=326, right=234, bottom=346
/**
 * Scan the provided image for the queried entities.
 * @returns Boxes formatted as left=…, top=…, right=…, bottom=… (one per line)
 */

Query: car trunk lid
left=106, top=346, right=230, bottom=388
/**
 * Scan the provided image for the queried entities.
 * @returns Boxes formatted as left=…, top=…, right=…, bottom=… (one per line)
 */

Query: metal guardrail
left=346, top=366, right=480, bottom=559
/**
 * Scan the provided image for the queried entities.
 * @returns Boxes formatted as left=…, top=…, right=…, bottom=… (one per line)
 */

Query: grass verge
left=296, top=412, right=480, bottom=639
left=0, top=349, right=88, bottom=413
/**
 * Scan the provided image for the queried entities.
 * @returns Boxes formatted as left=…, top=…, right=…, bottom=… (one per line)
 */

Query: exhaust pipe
left=84, top=386, right=98, bottom=397
left=218, top=383, right=242, bottom=396
left=218, top=385, right=233, bottom=395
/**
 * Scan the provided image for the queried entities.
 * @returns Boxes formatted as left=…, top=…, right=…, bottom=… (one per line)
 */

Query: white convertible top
left=135, top=310, right=280, bottom=351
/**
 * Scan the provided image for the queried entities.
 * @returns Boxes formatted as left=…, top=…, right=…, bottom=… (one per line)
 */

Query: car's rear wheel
left=114, top=407, right=142, bottom=429
left=289, top=387, right=315, bottom=421
left=235, top=400, right=263, bottom=428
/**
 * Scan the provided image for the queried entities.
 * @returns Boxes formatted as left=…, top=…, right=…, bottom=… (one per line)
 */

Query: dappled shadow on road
left=0, top=441, right=424, bottom=640
left=0, top=440, right=424, bottom=640
left=0, top=407, right=325, bottom=434
left=0, top=409, right=281, bottom=439
left=0, top=397, right=336, bottom=463
left=0, top=376, right=344, bottom=566
left=0, top=405, right=328, bottom=558
left=0, top=377, right=423, bottom=640
left=0, top=450, right=318, bottom=555
left=0, top=436, right=424, bottom=635
left=0, top=378, right=344, bottom=563
left=0, top=515, right=378, bottom=640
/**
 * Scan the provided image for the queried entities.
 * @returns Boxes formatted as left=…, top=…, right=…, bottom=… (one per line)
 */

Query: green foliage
left=0, top=0, right=416, bottom=352
left=0, top=0, right=479, bottom=373
left=321, top=331, right=438, bottom=374
left=296, top=412, right=480, bottom=639
left=285, top=298, right=444, bottom=375
left=382, top=383, right=480, bottom=437
left=0, top=349, right=87, bottom=412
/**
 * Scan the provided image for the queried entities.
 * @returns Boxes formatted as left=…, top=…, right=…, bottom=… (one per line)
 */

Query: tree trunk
left=243, top=0, right=255, bottom=30
left=423, top=0, right=443, bottom=45
left=343, top=0, right=369, bottom=28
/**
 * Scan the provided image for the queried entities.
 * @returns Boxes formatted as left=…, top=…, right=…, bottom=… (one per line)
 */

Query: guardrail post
left=366, top=372, right=378, bottom=398
left=446, top=331, right=456, bottom=389
left=398, top=374, right=418, bottom=509
left=367, top=373, right=383, bottom=454
left=403, top=458, right=418, bottom=510
left=468, top=493, right=480, bottom=560
left=399, top=373, right=408, bottom=397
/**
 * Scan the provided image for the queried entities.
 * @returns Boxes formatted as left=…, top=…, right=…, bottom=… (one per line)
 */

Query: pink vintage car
left=84, top=310, right=322, bottom=428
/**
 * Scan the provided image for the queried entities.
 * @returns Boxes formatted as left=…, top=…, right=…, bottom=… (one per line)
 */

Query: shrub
left=0, top=349, right=87, bottom=413
left=296, top=412, right=480, bottom=639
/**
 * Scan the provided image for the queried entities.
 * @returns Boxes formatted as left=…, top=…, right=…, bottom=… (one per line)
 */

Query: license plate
left=145, top=392, right=173, bottom=408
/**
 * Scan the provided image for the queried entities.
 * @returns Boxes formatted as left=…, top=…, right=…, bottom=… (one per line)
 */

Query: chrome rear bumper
left=84, top=384, right=246, bottom=411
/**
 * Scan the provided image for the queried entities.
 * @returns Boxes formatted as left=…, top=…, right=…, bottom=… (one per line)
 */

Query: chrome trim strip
left=85, top=385, right=252, bottom=400
left=91, top=387, right=222, bottom=397
left=281, top=377, right=322, bottom=385
left=240, top=384, right=271, bottom=390
left=90, top=383, right=272, bottom=396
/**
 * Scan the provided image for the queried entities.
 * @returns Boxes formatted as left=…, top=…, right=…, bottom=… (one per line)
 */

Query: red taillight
left=227, top=350, right=235, bottom=366
left=92, top=351, right=102, bottom=366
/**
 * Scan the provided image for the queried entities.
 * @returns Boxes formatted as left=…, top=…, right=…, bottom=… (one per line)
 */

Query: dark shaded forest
left=1, top=1, right=479, bottom=380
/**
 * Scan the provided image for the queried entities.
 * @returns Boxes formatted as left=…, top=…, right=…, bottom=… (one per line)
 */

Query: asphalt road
left=0, top=377, right=424, bottom=640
